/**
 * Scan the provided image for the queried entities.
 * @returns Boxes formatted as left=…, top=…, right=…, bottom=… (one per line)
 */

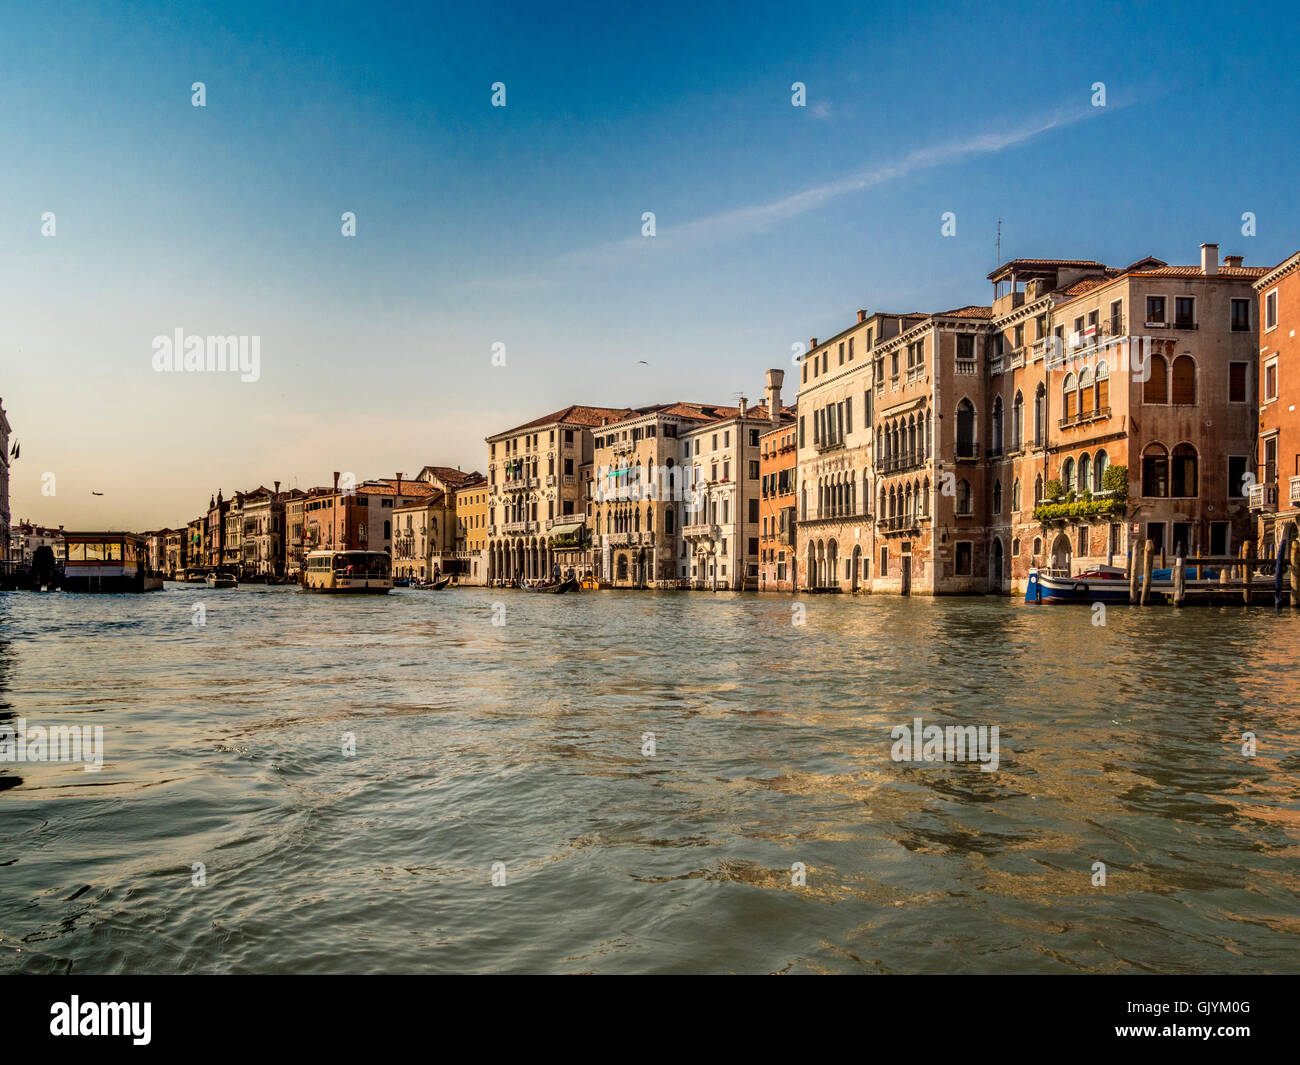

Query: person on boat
left=553, top=562, right=561, bottom=583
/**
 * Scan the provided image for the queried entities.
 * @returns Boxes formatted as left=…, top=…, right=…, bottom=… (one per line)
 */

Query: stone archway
left=1050, top=532, right=1071, bottom=574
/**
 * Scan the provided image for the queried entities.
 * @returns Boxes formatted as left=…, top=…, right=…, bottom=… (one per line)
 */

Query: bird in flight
left=91, top=491, right=104, bottom=496
left=637, top=360, right=648, bottom=365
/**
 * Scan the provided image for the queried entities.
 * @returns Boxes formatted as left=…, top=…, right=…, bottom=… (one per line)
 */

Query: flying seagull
left=637, top=360, right=648, bottom=364
left=91, top=491, right=104, bottom=496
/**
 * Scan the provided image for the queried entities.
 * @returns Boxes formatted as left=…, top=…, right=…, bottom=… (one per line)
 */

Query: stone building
left=681, top=375, right=792, bottom=590
left=484, top=405, right=634, bottom=585
left=453, top=477, right=490, bottom=584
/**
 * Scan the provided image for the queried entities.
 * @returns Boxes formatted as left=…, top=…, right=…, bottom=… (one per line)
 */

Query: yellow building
left=454, top=477, right=490, bottom=584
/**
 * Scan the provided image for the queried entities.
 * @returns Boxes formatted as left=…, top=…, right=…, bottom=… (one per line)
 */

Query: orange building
left=758, top=415, right=797, bottom=591
left=1253, top=249, right=1300, bottom=549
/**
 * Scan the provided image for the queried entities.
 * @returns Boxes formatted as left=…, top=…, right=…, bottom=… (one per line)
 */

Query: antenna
left=996, top=218, right=1003, bottom=265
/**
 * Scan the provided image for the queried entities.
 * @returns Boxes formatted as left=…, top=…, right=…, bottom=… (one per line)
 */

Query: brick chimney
left=738, top=396, right=748, bottom=418
left=809, top=338, right=818, bottom=350
left=857, top=310, right=867, bottom=323
left=765, top=368, right=784, bottom=424
left=274, top=480, right=280, bottom=496
left=1223, top=254, right=1244, bottom=269
left=1201, top=243, right=1219, bottom=276
left=395, top=471, right=403, bottom=497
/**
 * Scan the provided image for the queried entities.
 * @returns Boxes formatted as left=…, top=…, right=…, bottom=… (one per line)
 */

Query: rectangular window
left=749, top=429, right=759, bottom=446
left=1228, top=456, right=1249, bottom=499
left=957, top=335, right=974, bottom=359
left=1109, top=299, right=1123, bottom=333
left=749, top=461, right=759, bottom=480
left=1146, top=296, right=1166, bottom=324
left=1147, top=522, right=1166, bottom=553
left=848, top=337, right=855, bottom=361
left=1265, top=289, right=1279, bottom=330
left=1172, top=522, right=1192, bottom=557
left=879, top=547, right=888, bottom=577
left=1229, top=362, right=1249, bottom=402
left=955, top=541, right=972, bottom=575
left=748, top=537, right=758, bottom=555
left=799, top=417, right=805, bottom=448
left=1109, top=523, right=1121, bottom=556
left=1014, top=324, right=1025, bottom=348
left=1210, top=522, right=1229, bottom=556
left=1231, top=299, right=1251, bottom=332
left=1265, top=358, right=1279, bottom=401
left=838, top=341, right=845, bottom=365
left=1174, top=297, right=1195, bottom=328
left=1078, top=527, right=1088, bottom=556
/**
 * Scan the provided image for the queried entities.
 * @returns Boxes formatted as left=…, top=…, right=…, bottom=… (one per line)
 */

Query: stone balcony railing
left=681, top=523, right=721, bottom=540
left=1291, top=476, right=1300, bottom=507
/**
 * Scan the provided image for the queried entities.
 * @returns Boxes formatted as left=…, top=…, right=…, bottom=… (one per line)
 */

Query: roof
left=935, top=305, right=993, bottom=319
left=988, top=258, right=1107, bottom=281
left=489, top=404, right=639, bottom=439
left=394, top=490, right=445, bottom=510
left=352, top=479, right=439, bottom=498
left=1123, top=265, right=1269, bottom=279
left=414, top=465, right=481, bottom=487
left=1255, top=249, right=1300, bottom=290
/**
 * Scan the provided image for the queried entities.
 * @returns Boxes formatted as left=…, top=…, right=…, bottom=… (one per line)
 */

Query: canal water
left=2, top=585, right=1298, bottom=974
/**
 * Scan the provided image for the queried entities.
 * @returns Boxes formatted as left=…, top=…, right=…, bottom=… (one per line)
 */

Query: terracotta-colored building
left=758, top=412, right=797, bottom=591
left=1253, top=249, right=1300, bottom=549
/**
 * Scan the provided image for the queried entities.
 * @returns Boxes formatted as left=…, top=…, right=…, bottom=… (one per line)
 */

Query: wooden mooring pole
left=1140, top=539, right=1154, bottom=605
left=1128, top=546, right=1139, bottom=603
left=1243, top=541, right=1256, bottom=605
left=1172, top=555, right=1186, bottom=606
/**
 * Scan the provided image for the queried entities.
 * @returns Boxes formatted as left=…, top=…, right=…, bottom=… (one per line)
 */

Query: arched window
left=1094, top=449, right=1109, bottom=493
left=1079, top=453, right=1091, bottom=495
left=992, top=396, right=1004, bottom=453
left=1142, top=443, right=1169, bottom=497
left=1062, top=457, right=1075, bottom=493
left=922, top=478, right=930, bottom=516
left=1172, top=443, right=1198, bottom=497
left=1172, top=354, right=1196, bottom=405
left=1063, top=373, right=1077, bottom=420
left=992, top=479, right=1003, bottom=513
left=1144, top=353, right=1169, bottom=404
left=1034, top=384, right=1046, bottom=443
left=1012, top=391, right=1024, bottom=448
left=1096, top=361, right=1110, bottom=411
left=956, top=398, right=976, bottom=457
left=1079, top=366, right=1094, bottom=415
left=666, top=508, right=675, bottom=534
left=956, top=478, right=971, bottom=515
left=1034, top=474, right=1043, bottom=505
left=1012, top=478, right=1021, bottom=512
left=1033, top=536, right=1042, bottom=557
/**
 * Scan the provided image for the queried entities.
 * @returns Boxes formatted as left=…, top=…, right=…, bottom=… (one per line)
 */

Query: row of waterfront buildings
left=5, top=239, right=1300, bottom=595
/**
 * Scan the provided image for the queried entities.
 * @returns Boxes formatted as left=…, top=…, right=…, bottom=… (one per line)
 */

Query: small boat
left=522, top=577, right=578, bottom=594
left=184, top=571, right=207, bottom=584
left=206, top=571, right=237, bottom=588
left=579, top=576, right=606, bottom=591
left=392, top=578, right=410, bottom=588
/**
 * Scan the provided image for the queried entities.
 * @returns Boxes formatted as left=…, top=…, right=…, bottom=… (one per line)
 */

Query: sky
left=3, top=0, right=1299, bottom=529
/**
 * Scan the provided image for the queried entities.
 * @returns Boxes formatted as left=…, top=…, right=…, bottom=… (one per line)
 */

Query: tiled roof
left=1124, top=265, right=1269, bottom=279
left=415, top=465, right=481, bottom=487
left=1057, top=276, right=1117, bottom=297
left=936, top=305, right=993, bottom=319
left=354, top=480, right=439, bottom=498
left=491, top=404, right=638, bottom=438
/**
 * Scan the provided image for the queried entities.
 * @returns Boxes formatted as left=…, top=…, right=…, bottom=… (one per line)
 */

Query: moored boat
left=205, top=571, right=237, bottom=588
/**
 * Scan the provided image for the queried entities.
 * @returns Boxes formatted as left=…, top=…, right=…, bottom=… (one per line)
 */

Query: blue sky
left=3, top=0, right=1299, bottom=528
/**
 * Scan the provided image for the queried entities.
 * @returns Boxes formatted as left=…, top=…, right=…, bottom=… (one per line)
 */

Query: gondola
left=521, top=577, right=578, bottom=594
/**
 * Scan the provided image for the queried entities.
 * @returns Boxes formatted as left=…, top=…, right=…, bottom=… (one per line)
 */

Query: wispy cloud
left=560, top=104, right=1107, bottom=268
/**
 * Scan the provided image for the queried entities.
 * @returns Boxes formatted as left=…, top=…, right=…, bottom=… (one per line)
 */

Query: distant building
left=453, top=477, right=489, bottom=584
left=759, top=403, right=797, bottom=592
left=485, top=405, right=635, bottom=585
left=10, top=520, right=64, bottom=564
left=0, top=399, right=10, bottom=563
left=1253, top=248, right=1300, bottom=550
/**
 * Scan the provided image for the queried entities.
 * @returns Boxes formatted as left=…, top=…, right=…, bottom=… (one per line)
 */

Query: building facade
left=758, top=413, right=797, bottom=591
left=1253, top=249, right=1300, bottom=551
left=454, top=478, right=490, bottom=584
left=485, top=405, right=634, bottom=585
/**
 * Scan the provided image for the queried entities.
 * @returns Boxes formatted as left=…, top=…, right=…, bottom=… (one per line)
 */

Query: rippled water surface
left=2, top=584, right=1298, bottom=974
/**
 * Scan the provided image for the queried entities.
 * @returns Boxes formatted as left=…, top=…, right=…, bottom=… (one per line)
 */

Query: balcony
left=954, top=443, right=980, bottom=461
left=546, top=474, right=557, bottom=487
left=955, top=358, right=977, bottom=376
left=682, top=522, right=721, bottom=540
left=503, top=480, right=530, bottom=493
left=1291, top=476, right=1300, bottom=506
left=878, top=453, right=927, bottom=474
left=813, top=437, right=845, bottom=454
left=502, top=520, right=534, bottom=534
left=1249, top=483, right=1278, bottom=513
left=800, top=508, right=871, bottom=527
left=877, top=514, right=926, bottom=533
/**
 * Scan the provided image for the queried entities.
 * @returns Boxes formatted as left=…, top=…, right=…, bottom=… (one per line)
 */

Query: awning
left=547, top=522, right=585, bottom=540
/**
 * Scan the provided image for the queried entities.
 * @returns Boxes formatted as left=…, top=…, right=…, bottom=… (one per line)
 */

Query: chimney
left=1224, top=254, right=1244, bottom=269
left=765, top=368, right=784, bottom=424
left=857, top=310, right=867, bottom=323
left=274, top=480, right=280, bottom=496
left=738, top=396, right=748, bottom=418
left=395, top=471, right=403, bottom=497
left=809, top=338, right=818, bottom=350
left=1201, top=243, right=1219, bottom=276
